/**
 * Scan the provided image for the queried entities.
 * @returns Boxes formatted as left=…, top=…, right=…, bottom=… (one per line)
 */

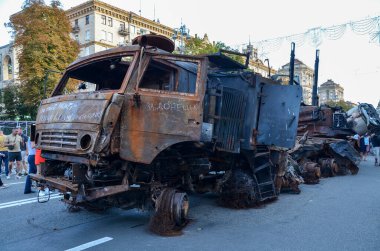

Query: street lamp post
left=172, top=21, right=190, bottom=54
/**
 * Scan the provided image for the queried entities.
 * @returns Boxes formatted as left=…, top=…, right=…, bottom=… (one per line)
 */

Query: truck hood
left=37, top=92, right=114, bottom=125
left=35, top=92, right=115, bottom=155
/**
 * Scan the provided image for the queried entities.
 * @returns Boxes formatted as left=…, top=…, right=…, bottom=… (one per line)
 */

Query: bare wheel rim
left=173, top=192, right=189, bottom=226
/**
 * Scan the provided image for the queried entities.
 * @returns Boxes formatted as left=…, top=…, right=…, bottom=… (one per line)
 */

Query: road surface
left=1, top=157, right=379, bottom=251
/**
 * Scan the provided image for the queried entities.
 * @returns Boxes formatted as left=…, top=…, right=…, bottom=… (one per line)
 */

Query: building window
left=130, top=25, right=136, bottom=34
left=120, top=22, right=125, bottom=30
left=7, top=58, right=12, bottom=75
left=74, top=19, right=78, bottom=26
left=85, top=15, right=90, bottom=25
left=108, top=17, right=113, bottom=27
left=101, top=15, right=106, bottom=25
left=108, top=32, right=113, bottom=42
left=100, top=30, right=107, bottom=41
left=85, top=30, right=90, bottom=41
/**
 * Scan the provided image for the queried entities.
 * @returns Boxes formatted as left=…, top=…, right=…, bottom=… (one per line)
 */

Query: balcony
left=118, top=28, right=128, bottom=36
left=72, top=25, right=80, bottom=34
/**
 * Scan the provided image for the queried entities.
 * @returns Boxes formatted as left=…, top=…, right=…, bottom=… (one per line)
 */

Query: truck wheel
left=219, top=169, right=258, bottom=208
left=150, top=188, right=189, bottom=235
left=172, top=192, right=189, bottom=226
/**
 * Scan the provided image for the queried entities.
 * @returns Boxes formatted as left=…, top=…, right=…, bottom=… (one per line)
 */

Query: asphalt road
left=1, top=157, right=380, bottom=251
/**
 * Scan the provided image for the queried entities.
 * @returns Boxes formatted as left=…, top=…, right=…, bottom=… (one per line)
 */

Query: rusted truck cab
left=31, top=35, right=302, bottom=233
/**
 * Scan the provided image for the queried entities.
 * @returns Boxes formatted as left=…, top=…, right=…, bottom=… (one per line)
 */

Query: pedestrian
left=18, top=128, right=29, bottom=175
left=371, top=134, right=380, bottom=166
left=0, top=176, right=7, bottom=189
left=0, top=130, right=9, bottom=178
left=359, top=135, right=366, bottom=161
left=24, top=137, right=36, bottom=194
left=5, top=128, right=23, bottom=178
left=350, top=134, right=360, bottom=151
left=360, top=133, right=371, bottom=161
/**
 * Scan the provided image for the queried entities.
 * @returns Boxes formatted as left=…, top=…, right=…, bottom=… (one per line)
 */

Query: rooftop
left=280, top=58, right=313, bottom=71
left=320, top=79, right=343, bottom=89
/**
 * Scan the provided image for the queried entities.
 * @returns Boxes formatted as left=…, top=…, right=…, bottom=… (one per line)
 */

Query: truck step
left=257, top=181, right=274, bottom=187
left=254, top=163, right=270, bottom=173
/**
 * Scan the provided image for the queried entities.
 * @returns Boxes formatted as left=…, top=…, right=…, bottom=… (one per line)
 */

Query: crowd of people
left=350, top=133, right=380, bottom=165
left=0, top=127, right=42, bottom=193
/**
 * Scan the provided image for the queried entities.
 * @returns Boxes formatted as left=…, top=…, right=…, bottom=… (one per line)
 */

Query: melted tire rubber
left=219, top=169, right=260, bottom=209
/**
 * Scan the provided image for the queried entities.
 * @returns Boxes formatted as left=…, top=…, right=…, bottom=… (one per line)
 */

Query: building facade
left=66, top=0, right=176, bottom=57
left=276, top=59, right=314, bottom=105
left=0, top=0, right=176, bottom=90
left=318, top=79, right=344, bottom=104
left=0, top=43, right=19, bottom=89
left=243, top=44, right=276, bottom=78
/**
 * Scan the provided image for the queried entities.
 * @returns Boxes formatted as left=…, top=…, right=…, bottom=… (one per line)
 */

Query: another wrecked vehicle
left=290, top=51, right=380, bottom=181
left=30, top=35, right=302, bottom=234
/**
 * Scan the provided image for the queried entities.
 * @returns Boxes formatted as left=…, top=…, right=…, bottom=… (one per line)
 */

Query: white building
left=318, top=79, right=344, bottom=104
left=0, top=43, right=19, bottom=89
left=276, top=59, right=314, bottom=104
left=0, top=0, right=177, bottom=91
left=66, top=0, right=176, bottom=57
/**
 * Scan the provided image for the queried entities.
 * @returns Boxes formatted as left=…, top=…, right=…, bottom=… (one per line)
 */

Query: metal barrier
left=0, top=121, right=35, bottom=136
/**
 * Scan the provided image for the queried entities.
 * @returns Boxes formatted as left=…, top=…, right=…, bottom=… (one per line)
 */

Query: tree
left=1, top=86, right=18, bottom=120
left=325, top=100, right=355, bottom=112
left=8, top=0, right=79, bottom=119
left=184, top=34, right=245, bottom=64
left=184, top=34, right=219, bottom=55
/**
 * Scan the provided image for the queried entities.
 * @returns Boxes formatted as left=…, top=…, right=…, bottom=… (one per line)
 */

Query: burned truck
left=290, top=50, right=380, bottom=181
left=31, top=35, right=302, bottom=233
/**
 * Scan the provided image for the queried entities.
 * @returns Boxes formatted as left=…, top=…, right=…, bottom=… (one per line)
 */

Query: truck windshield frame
left=136, top=54, right=203, bottom=97
left=52, top=53, right=137, bottom=96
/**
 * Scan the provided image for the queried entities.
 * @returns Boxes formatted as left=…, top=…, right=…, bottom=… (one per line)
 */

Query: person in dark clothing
left=24, top=138, right=36, bottom=194
left=371, top=134, right=380, bottom=166
left=359, top=136, right=366, bottom=160
left=0, top=177, right=7, bottom=188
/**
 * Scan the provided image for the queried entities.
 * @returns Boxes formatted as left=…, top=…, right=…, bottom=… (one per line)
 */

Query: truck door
left=120, top=54, right=207, bottom=164
left=257, top=84, right=302, bottom=149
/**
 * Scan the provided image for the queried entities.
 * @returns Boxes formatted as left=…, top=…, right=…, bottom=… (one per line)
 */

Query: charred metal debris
left=29, top=35, right=375, bottom=235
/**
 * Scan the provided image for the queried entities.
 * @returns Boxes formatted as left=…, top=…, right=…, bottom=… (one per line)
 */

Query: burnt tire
left=219, top=169, right=259, bottom=208
left=149, top=188, right=189, bottom=236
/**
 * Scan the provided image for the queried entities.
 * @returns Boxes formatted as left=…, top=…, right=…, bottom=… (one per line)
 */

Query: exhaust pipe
left=312, top=50, right=320, bottom=106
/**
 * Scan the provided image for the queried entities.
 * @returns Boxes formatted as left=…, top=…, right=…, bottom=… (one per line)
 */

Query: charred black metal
left=312, top=50, right=319, bottom=106
left=30, top=35, right=303, bottom=235
left=289, top=42, right=295, bottom=85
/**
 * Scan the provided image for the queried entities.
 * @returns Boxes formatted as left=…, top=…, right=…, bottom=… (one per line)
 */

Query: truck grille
left=215, top=87, right=246, bottom=153
left=40, top=131, right=78, bottom=149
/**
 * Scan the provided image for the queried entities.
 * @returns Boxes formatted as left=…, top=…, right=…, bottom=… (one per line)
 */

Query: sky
left=0, top=0, right=379, bottom=106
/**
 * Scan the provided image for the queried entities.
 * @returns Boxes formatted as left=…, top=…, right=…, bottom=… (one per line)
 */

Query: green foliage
left=324, top=100, right=355, bottom=112
left=22, top=0, right=46, bottom=9
left=0, top=85, right=36, bottom=120
left=184, top=34, right=245, bottom=64
left=8, top=0, right=79, bottom=119
left=1, top=86, right=18, bottom=120
left=184, top=35, right=219, bottom=55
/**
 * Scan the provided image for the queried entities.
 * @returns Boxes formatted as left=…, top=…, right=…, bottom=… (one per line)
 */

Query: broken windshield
left=54, top=55, right=134, bottom=95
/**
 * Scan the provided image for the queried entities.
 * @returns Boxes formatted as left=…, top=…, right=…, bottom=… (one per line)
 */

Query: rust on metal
left=30, top=34, right=304, bottom=235
left=300, top=161, right=321, bottom=184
